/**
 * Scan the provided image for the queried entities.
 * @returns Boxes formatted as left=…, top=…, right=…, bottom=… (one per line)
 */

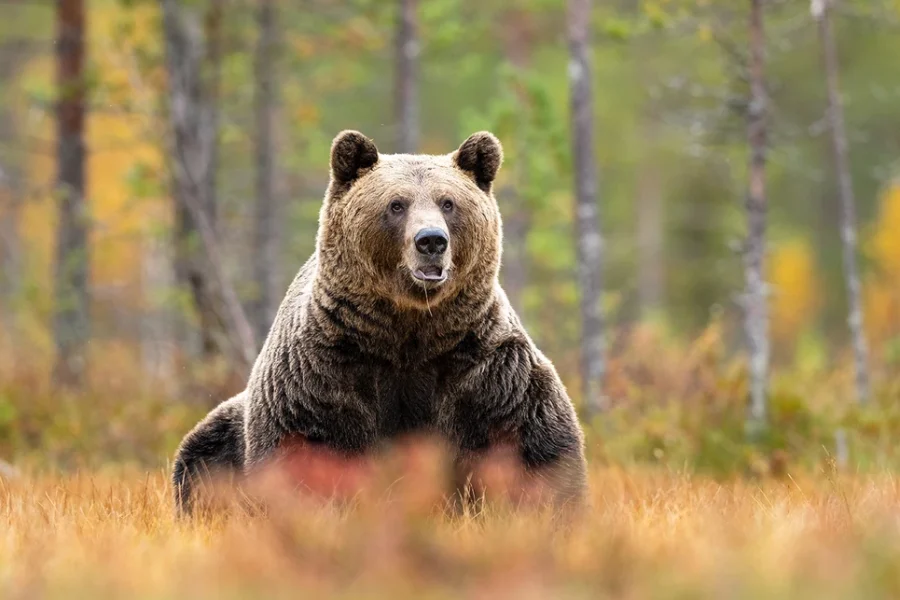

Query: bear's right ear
left=330, top=130, right=379, bottom=184
left=453, top=131, right=503, bottom=193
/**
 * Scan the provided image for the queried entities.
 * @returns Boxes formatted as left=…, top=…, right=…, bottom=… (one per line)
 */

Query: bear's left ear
left=330, top=130, right=379, bottom=184
left=453, top=132, right=503, bottom=192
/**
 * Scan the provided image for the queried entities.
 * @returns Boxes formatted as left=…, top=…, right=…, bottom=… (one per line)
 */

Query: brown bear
left=172, top=131, right=587, bottom=516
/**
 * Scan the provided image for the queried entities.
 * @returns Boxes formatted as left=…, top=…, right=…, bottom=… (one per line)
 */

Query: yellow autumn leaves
left=770, top=181, right=900, bottom=357
left=863, top=182, right=900, bottom=352
left=17, top=2, right=164, bottom=309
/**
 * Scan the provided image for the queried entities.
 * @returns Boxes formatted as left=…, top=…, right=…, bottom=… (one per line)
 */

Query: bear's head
left=316, top=131, right=504, bottom=311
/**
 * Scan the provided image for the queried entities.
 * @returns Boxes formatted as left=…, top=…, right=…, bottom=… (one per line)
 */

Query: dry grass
left=5, top=328, right=900, bottom=598
left=5, top=464, right=900, bottom=599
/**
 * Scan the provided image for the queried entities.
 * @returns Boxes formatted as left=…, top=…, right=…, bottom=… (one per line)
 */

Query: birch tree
left=395, top=0, right=419, bottom=153
left=161, top=0, right=257, bottom=372
left=568, top=0, right=605, bottom=415
left=497, top=8, right=535, bottom=319
left=252, top=0, right=281, bottom=342
left=743, top=0, right=770, bottom=430
left=812, top=0, right=871, bottom=405
left=164, top=0, right=225, bottom=361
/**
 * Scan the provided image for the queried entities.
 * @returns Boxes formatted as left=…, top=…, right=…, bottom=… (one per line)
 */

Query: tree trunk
left=168, top=0, right=222, bottom=360
left=498, top=8, right=534, bottom=320
left=53, top=0, right=90, bottom=387
left=394, top=0, right=419, bottom=153
left=814, top=0, right=871, bottom=404
left=204, top=0, right=222, bottom=231
left=497, top=188, right=528, bottom=316
left=252, top=0, right=280, bottom=343
left=162, top=0, right=257, bottom=373
left=744, top=0, right=770, bottom=431
left=567, top=0, right=605, bottom=415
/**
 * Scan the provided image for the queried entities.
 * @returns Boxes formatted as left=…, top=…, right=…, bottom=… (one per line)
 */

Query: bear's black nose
left=414, top=228, right=449, bottom=256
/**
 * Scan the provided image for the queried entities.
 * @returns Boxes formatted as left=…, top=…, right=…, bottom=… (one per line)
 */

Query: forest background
left=1, top=0, right=900, bottom=476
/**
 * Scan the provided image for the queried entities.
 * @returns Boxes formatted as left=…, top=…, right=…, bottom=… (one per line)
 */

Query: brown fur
left=172, top=131, right=587, bottom=516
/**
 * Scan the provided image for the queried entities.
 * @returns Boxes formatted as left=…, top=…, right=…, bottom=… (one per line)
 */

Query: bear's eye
left=389, top=200, right=405, bottom=214
left=441, top=199, right=454, bottom=213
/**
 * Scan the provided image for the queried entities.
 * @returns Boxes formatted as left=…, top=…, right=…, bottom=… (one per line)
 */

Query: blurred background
left=0, top=0, right=899, bottom=476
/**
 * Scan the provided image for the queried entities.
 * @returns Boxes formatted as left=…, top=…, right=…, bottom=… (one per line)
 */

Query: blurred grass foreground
left=7, top=465, right=900, bottom=599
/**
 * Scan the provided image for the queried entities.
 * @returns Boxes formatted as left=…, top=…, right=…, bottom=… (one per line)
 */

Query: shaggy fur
left=172, top=393, right=245, bottom=514
left=172, top=131, right=587, bottom=516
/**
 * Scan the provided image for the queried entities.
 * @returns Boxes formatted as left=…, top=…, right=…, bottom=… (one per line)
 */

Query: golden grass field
left=4, top=329, right=900, bottom=599
left=5, top=460, right=900, bottom=600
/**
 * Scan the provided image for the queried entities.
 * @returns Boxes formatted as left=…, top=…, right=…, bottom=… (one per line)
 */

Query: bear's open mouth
left=412, top=265, right=447, bottom=284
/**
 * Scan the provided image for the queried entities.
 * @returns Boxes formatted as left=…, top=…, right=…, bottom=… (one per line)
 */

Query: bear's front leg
left=242, top=383, right=379, bottom=499
left=517, top=362, right=588, bottom=510
left=172, top=392, right=247, bottom=517
left=244, top=394, right=378, bottom=467
left=444, top=341, right=587, bottom=513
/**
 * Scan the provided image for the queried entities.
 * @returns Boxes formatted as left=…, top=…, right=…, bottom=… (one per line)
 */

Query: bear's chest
left=373, top=364, right=441, bottom=438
